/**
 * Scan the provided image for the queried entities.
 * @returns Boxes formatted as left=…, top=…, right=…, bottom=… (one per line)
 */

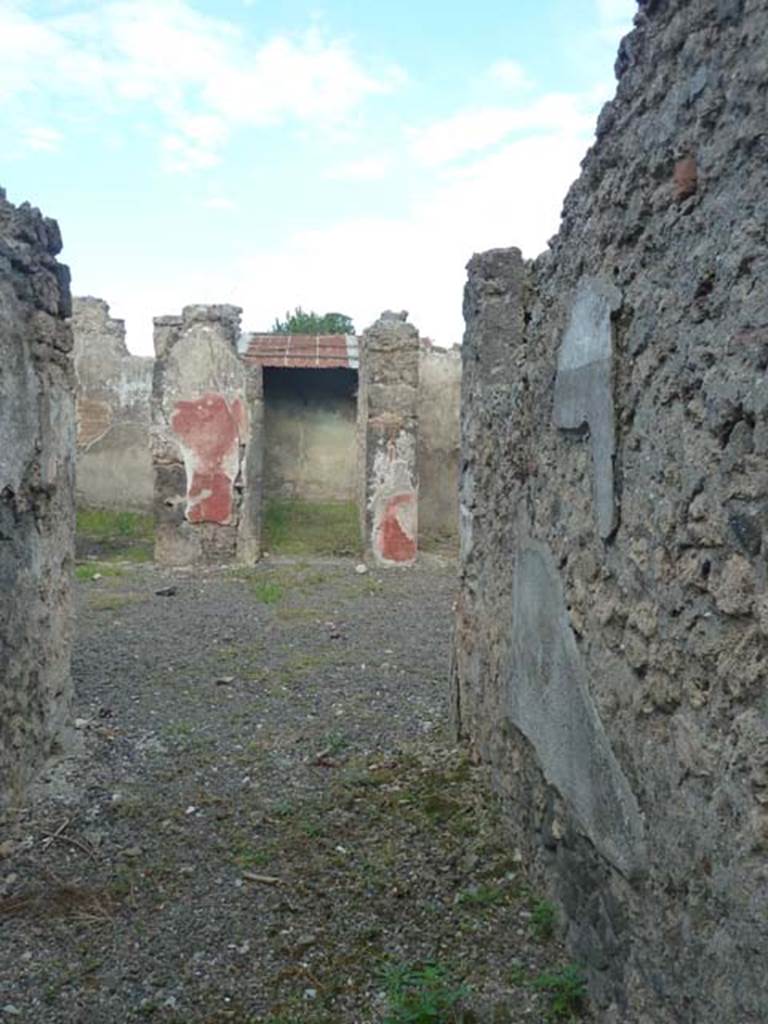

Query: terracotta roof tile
left=243, top=334, right=359, bottom=370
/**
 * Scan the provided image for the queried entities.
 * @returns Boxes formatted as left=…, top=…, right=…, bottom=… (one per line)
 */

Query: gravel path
left=0, top=557, right=588, bottom=1023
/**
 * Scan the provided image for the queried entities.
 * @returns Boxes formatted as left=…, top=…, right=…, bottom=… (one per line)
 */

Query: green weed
left=252, top=580, right=284, bottom=604
left=531, top=964, right=587, bottom=1020
left=231, top=840, right=272, bottom=870
left=531, top=898, right=556, bottom=941
left=456, top=884, right=504, bottom=908
left=382, top=962, right=469, bottom=1024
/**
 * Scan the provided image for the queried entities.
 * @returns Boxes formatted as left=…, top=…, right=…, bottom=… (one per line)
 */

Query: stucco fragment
left=553, top=277, right=621, bottom=540
left=508, top=543, right=646, bottom=878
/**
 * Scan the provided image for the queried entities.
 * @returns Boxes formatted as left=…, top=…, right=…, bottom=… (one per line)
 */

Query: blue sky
left=1, top=0, right=637, bottom=354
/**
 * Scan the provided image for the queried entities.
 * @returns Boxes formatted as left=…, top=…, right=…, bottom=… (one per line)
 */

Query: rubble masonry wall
left=452, top=1, right=768, bottom=1020
left=0, top=189, right=76, bottom=808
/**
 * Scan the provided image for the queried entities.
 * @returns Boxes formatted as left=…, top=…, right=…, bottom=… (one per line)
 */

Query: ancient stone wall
left=0, top=189, right=75, bottom=808
left=418, top=343, right=461, bottom=548
left=452, top=2, right=768, bottom=1020
left=72, top=297, right=153, bottom=510
left=358, top=311, right=420, bottom=565
left=151, top=305, right=261, bottom=565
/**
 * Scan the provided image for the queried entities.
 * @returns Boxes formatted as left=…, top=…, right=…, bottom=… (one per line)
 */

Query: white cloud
left=161, top=135, right=221, bottom=173
left=410, top=93, right=594, bottom=167
left=0, top=1, right=401, bottom=171
left=109, top=114, right=588, bottom=355
left=596, top=0, right=637, bottom=26
left=487, top=59, right=531, bottom=91
left=21, top=126, right=63, bottom=152
left=203, top=196, right=237, bottom=210
left=325, top=155, right=393, bottom=182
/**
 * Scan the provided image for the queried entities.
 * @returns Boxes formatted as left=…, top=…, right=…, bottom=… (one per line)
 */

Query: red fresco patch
left=378, top=493, right=417, bottom=563
left=171, top=393, right=244, bottom=525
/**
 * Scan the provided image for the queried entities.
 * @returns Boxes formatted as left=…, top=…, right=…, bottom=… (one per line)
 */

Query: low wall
left=418, top=343, right=461, bottom=547
left=452, top=1, right=768, bottom=1020
left=0, top=189, right=75, bottom=807
left=72, top=297, right=153, bottom=510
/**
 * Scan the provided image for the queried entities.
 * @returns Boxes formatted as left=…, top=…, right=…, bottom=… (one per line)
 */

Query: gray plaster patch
left=553, top=277, right=621, bottom=539
left=507, top=542, right=646, bottom=878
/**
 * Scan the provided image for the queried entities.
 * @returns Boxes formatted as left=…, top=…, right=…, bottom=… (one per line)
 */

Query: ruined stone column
left=0, top=189, right=75, bottom=808
left=358, top=311, right=420, bottom=565
left=151, top=304, right=260, bottom=565
left=72, top=297, right=153, bottom=511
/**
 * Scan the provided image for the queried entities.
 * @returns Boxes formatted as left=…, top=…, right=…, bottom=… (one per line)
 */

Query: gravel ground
left=0, top=556, right=589, bottom=1023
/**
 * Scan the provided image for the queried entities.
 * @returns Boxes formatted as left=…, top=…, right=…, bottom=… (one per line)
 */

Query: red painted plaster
left=378, top=493, right=417, bottom=563
left=171, top=393, right=245, bottom=525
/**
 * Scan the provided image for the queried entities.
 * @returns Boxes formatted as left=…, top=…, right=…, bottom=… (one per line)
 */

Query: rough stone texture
left=0, top=188, right=75, bottom=808
left=417, top=343, right=461, bottom=547
left=151, top=305, right=260, bottom=565
left=358, top=311, right=420, bottom=565
left=72, top=297, right=153, bottom=510
left=452, top=2, right=768, bottom=1020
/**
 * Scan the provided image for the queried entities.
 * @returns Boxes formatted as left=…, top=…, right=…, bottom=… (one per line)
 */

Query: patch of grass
left=120, top=543, right=154, bottom=563
left=77, top=507, right=154, bottom=540
left=231, top=839, right=272, bottom=871
left=321, top=731, right=349, bottom=756
left=530, top=898, right=557, bottom=942
left=382, top=962, right=469, bottom=1024
left=531, top=964, right=587, bottom=1021
left=75, top=562, right=125, bottom=581
left=252, top=580, right=284, bottom=604
left=456, top=883, right=505, bottom=908
left=263, top=499, right=360, bottom=556
left=76, top=506, right=155, bottom=562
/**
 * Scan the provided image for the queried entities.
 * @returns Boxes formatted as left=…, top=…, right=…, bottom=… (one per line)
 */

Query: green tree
left=271, top=306, right=355, bottom=334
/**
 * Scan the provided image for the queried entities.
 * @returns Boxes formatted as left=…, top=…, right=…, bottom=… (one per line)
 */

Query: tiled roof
left=243, top=334, right=359, bottom=370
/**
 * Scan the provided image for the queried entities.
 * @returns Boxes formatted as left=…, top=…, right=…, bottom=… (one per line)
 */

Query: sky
left=1, top=0, right=637, bottom=355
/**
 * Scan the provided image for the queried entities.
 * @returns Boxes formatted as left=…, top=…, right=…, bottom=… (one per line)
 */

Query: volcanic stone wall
left=151, top=304, right=261, bottom=565
left=0, top=189, right=75, bottom=808
left=452, top=2, right=768, bottom=1021
left=358, top=311, right=420, bottom=565
left=73, top=297, right=153, bottom=510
